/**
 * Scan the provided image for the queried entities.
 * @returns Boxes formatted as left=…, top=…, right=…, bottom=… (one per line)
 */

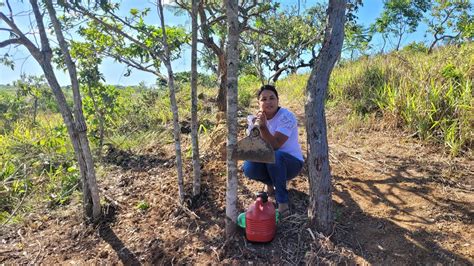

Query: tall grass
left=329, top=43, right=473, bottom=156
left=0, top=114, right=78, bottom=223
left=276, top=73, right=308, bottom=105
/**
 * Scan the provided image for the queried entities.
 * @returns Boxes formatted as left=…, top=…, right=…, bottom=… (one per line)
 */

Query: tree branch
left=30, top=0, right=51, bottom=56
left=198, top=2, right=224, bottom=57
left=104, top=51, right=166, bottom=81
left=0, top=27, right=14, bottom=32
left=6, top=0, right=14, bottom=22
left=68, top=4, right=162, bottom=60
left=0, top=12, right=42, bottom=59
left=0, top=38, right=21, bottom=48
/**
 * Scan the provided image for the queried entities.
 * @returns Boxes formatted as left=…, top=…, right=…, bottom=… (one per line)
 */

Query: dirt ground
left=1, top=105, right=473, bottom=265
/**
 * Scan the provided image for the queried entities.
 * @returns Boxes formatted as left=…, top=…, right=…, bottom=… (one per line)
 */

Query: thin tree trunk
left=271, top=66, right=288, bottom=83
left=254, top=37, right=265, bottom=85
left=42, top=62, right=95, bottom=219
left=86, top=87, right=106, bottom=158
left=396, top=33, right=403, bottom=51
left=191, top=0, right=201, bottom=197
left=44, top=0, right=101, bottom=221
left=197, top=2, right=227, bottom=112
left=0, top=0, right=102, bottom=221
left=395, top=22, right=404, bottom=51
left=157, top=0, right=185, bottom=203
left=216, top=54, right=227, bottom=112
left=428, top=38, right=438, bottom=54
left=33, top=97, right=38, bottom=124
left=225, top=0, right=240, bottom=239
left=305, top=0, right=346, bottom=236
left=381, top=35, right=387, bottom=54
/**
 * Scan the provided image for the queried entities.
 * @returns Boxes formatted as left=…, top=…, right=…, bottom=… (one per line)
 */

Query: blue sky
left=0, top=1, right=432, bottom=86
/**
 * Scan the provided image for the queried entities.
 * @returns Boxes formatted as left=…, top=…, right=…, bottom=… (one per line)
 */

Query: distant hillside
left=0, top=84, right=15, bottom=90
left=327, top=43, right=473, bottom=156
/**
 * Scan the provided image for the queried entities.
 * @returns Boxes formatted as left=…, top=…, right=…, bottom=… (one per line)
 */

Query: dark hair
left=257, top=84, right=279, bottom=99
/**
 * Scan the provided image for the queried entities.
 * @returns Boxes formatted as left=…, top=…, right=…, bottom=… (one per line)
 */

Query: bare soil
left=1, top=105, right=472, bottom=265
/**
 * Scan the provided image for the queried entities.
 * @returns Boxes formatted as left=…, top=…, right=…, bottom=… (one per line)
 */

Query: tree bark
left=44, top=0, right=101, bottom=221
left=225, top=0, right=239, bottom=239
left=191, top=0, right=201, bottom=197
left=0, top=0, right=102, bottom=222
left=305, top=0, right=346, bottom=236
left=86, top=87, right=106, bottom=158
left=216, top=54, right=228, bottom=112
left=197, top=2, right=227, bottom=112
left=33, top=97, right=38, bottom=124
left=428, top=37, right=439, bottom=54
left=157, top=0, right=186, bottom=203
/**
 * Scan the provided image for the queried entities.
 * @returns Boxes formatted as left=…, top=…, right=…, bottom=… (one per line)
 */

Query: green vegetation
left=330, top=43, right=473, bottom=156
left=0, top=78, right=219, bottom=224
left=1, top=43, right=472, bottom=224
left=136, top=200, right=150, bottom=212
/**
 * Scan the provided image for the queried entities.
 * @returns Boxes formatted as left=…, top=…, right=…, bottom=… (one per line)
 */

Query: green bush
left=328, top=43, right=473, bottom=155
left=403, top=41, right=429, bottom=53
left=238, top=74, right=260, bottom=108
left=0, top=116, right=77, bottom=223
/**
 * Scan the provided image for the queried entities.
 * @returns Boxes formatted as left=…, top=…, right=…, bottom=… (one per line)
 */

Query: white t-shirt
left=247, top=107, right=304, bottom=162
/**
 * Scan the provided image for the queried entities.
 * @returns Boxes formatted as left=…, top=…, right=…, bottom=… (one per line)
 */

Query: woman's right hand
left=255, top=111, right=267, bottom=130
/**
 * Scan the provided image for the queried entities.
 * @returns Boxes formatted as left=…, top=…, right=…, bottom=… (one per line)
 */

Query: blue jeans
left=242, top=150, right=303, bottom=204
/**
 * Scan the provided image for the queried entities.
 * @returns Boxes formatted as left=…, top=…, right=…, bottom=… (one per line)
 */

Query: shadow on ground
left=333, top=161, right=472, bottom=265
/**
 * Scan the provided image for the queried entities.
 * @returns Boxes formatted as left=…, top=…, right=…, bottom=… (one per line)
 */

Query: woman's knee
left=242, top=161, right=259, bottom=179
left=274, top=150, right=285, bottom=161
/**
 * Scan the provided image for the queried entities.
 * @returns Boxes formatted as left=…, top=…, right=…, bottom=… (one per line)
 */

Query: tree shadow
left=333, top=174, right=472, bottom=264
left=98, top=204, right=142, bottom=265
left=98, top=225, right=141, bottom=265
left=337, top=152, right=473, bottom=225
left=102, top=144, right=169, bottom=171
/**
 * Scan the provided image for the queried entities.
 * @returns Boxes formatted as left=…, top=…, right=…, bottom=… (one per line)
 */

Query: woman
left=243, top=84, right=304, bottom=216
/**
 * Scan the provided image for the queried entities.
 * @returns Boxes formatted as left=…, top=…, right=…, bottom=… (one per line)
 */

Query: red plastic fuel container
left=245, top=192, right=276, bottom=242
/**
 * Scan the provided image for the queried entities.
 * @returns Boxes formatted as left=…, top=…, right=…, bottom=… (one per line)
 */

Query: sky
left=0, top=1, right=433, bottom=87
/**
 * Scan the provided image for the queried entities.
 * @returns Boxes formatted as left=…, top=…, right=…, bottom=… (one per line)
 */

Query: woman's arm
left=256, top=111, right=289, bottom=149
left=259, top=125, right=289, bottom=150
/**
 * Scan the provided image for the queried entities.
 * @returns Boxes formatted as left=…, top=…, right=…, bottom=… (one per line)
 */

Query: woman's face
left=258, top=89, right=279, bottom=118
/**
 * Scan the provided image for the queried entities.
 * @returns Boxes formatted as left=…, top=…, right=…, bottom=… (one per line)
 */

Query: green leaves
left=372, top=0, right=431, bottom=50
left=136, top=200, right=150, bottom=212
left=426, top=0, right=473, bottom=49
left=244, top=4, right=326, bottom=81
left=130, top=8, right=139, bottom=16
left=74, top=5, right=188, bottom=77
left=0, top=54, right=14, bottom=70
left=344, top=22, right=372, bottom=58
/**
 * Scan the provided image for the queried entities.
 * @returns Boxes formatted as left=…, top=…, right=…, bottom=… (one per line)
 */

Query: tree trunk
left=381, top=35, right=387, bottom=54
left=191, top=0, right=201, bottom=197
left=33, top=97, right=38, bottom=124
left=97, top=110, right=105, bottom=158
left=44, top=0, right=101, bottom=221
left=216, top=52, right=227, bottom=112
left=396, top=33, right=403, bottom=51
left=87, top=87, right=106, bottom=158
left=305, top=0, right=346, bottom=236
left=157, top=0, right=186, bottom=203
left=428, top=36, right=439, bottom=54
left=225, top=0, right=240, bottom=239
left=197, top=2, right=227, bottom=112
left=271, top=66, right=287, bottom=83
